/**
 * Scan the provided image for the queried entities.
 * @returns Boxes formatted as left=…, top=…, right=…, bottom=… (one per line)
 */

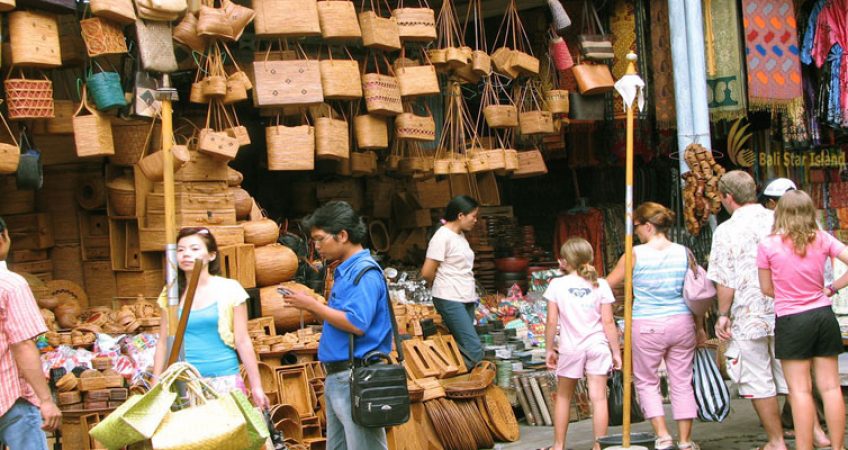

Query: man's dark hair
left=0, top=216, right=5, bottom=234
left=302, top=201, right=368, bottom=244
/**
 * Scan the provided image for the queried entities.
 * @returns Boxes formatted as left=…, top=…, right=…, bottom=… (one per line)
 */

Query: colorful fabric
left=649, top=0, right=676, bottom=128
left=610, top=0, right=637, bottom=117
left=706, top=0, right=748, bottom=121
left=741, top=0, right=804, bottom=110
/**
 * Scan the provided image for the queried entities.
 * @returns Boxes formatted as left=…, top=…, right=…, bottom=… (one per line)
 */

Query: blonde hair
left=633, top=202, right=675, bottom=235
left=718, top=170, right=758, bottom=204
left=559, top=237, right=598, bottom=287
left=772, top=190, right=818, bottom=257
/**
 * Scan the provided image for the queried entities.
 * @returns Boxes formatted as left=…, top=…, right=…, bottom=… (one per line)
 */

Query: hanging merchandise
left=361, top=52, right=403, bottom=116
left=138, top=119, right=192, bottom=181
left=72, top=86, right=115, bottom=158
left=354, top=107, right=389, bottom=149
left=453, top=0, right=490, bottom=83
left=568, top=91, right=605, bottom=120
left=547, top=0, right=571, bottom=33
left=91, top=0, right=137, bottom=24
left=201, top=45, right=229, bottom=99
left=392, top=0, right=436, bottom=42
left=266, top=113, right=315, bottom=171
left=349, top=149, right=377, bottom=176
left=315, top=104, right=350, bottom=161
left=317, top=0, right=362, bottom=41
left=395, top=47, right=439, bottom=98
left=491, top=0, right=539, bottom=79
left=682, top=143, right=725, bottom=236
left=9, top=11, right=62, bottom=69
left=0, top=110, right=20, bottom=175
left=174, top=12, right=210, bottom=53
left=542, top=47, right=569, bottom=115
left=253, top=41, right=323, bottom=107
left=254, top=0, right=320, bottom=37
left=198, top=101, right=242, bottom=161
left=197, top=1, right=236, bottom=40
left=572, top=57, right=614, bottom=95
left=190, top=62, right=210, bottom=104
left=512, top=149, right=548, bottom=178
left=358, top=0, right=401, bottom=51
left=80, top=13, right=129, bottom=57
left=87, top=61, right=128, bottom=111
left=434, top=81, right=486, bottom=185
left=16, top=136, right=43, bottom=190
left=135, top=19, right=179, bottom=73
left=395, top=100, right=435, bottom=142
left=648, top=0, right=676, bottom=128
left=5, top=70, right=55, bottom=120
left=225, top=105, right=250, bottom=145
left=222, top=0, right=255, bottom=40
left=482, top=77, right=519, bottom=129
left=549, top=34, right=573, bottom=71
left=578, top=0, right=613, bottom=60
left=429, top=0, right=464, bottom=72
left=518, top=80, right=555, bottom=136
left=111, top=117, right=156, bottom=165
left=134, top=0, right=187, bottom=21
left=320, top=46, right=363, bottom=100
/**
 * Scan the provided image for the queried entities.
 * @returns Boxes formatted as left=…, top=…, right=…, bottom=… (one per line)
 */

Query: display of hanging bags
left=4, top=70, right=54, bottom=120
left=518, top=81, right=555, bottom=136
left=354, top=110, right=388, bottom=149
left=391, top=0, right=436, bottom=42
left=490, top=0, right=539, bottom=78
left=253, top=0, right=321, bottom=37
left=578, top=0, right=613, bottom=60
left=253, top=41, right=324, bottom=107
left=197, top=2, right=236, bottom=40
left=90, top=0, right=137, bottom=24
left=361, top=52, right=402, bottom=116
left=135, top=0, right=186, bottom=21
left=315, top=105, right=350, bottom=161
left=173, top=12, right=209, bottom=53
left=87, top=61, right=129, bottom=111
left=318, top=0, right=362, bottom=41
left=198, top=101, right=241, bottom=161
left=80, top=14, right=129, bottom=57
left=512, top=149, right=548, bottom=178
left=482, top=77, right=518, bottom=128
left=266, top=113, right=315, bottom=170
left=9, top=11, right=62, bottom=69
left=358, top=0, right=401, bottom=51
left=395, top=48, right=439, bottom=98
left=395, top=100, right=435, bottom=142
left=222, top=0, right=255, bottom=40
left=320, top=46, right=363, bottom=100
left=135, top=19, right=179, bottom=73
left=73, top=86, right=115, bottom=158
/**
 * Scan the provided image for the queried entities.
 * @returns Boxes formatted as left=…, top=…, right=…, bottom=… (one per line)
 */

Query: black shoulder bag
left=349, top=265, right=410, bottom=428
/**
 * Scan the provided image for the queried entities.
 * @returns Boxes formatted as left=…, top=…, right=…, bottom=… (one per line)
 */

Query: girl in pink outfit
left=544, top=237, right=621, bottom=450
left=757, top=190, right=847, bottom=450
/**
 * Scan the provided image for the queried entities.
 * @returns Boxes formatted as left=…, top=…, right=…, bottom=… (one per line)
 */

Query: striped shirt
left=632, top=243, right=690, bottom=319
left=0, top=261, right=48, bottom=417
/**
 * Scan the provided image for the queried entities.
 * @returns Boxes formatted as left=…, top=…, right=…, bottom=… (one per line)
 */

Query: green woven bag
left=230, top=390, right=270, bottom=450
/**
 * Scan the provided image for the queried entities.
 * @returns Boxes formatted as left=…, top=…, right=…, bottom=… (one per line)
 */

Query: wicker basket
left=9, top=11, right=62, bottom=68
left=392, top=6, right=436, bottom=42
left=354, top=114, right=388, bottom=149
left=266, top=122, right=315, bottom=171
left=173, top=12, right=208, bottom=53
left=320, top=48, right=362, bottom=100
left=317, top=0, right=361, bottom=40
left=254, top=0, right=321, bottom=37
left=80, top=17, right=128, bottom=57
left=110, top=120, right=158, bottom=166
left=358, top=10, right=401, bottom=51
left=396, top=63, right=439, bottom=98
left=222, top=0, right=254, bottom=41
left=106, top=174, right=135, bottom=216
left=350, top=151, right=376, bottom=176
left=362, top=72, right=402, bottom=116
left=395, top=111, right=435, bottom=142
left=197, top=4, right=235, bottom=40
left=483, top=105, right=518, bottom=128
left=546, top=89, right=569, bottom=115
left=315, top=116, right=349, bottom=161
left=138, top=144, right=191, bottom=182
left=472, top=50, right=492, bottom=76
left=519, top=110, right=555, bottom=135
left=512, top=149, right=548, bottom=178
left=72, top=94, right=114, bottom=158
left=4, top=72, right=54, bottom=120
left=254, top=243, right=298, bottom=286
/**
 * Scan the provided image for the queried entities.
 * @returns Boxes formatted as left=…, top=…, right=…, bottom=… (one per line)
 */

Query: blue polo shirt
left=318, top=250, right=393, bottom=363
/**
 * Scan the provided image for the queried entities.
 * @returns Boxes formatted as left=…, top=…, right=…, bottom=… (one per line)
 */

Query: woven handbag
left=173, top=12, right=209, bottom=53
left=362, top=53, right=402, bottom=116
left=395, top=102, right=435, bottom=142
left=0, top=111, right=20, bottom=175
left=359, top=0, right=401, bottom=51
left=197, top=4, right=235, bottom=40
left=578, top=0, right=613, bottom=61
left=254, top=0, right=321, bottom=37
left=320, top=47, right=362, bottom=100
left=395, top=49, right=439, bottom=98
left=222, top=0, right=255, bottom=41
left=354, top=113, right=388, bottom=149
left=512, top=149, right=548, bottom=178
left=87, top=62, right=128, bottom=111
left=317, top=0, right=361, bottom=41
left=135, top=0, right=186, bottom=20
left=392, top=0, right=435, bottom=42
left=198, top=101, right=241, bottom=161
left=4, top=71, right=54, bottom=120
left=73, top=87, right=115, bottom=158
left=223, top=105, right=250, bottom=146
left=253, top=42, right=323, bottom=107
left=9, top=11, right=62, bottom=69
left=91, top=0, right=137, bottom=24
left=491, top=0, right=538, bottom=78
left=150, top=385, right=248, bottom=449
left=266, top=114, right=315, bottom=171
left=80, top=16, right=129, bottom=57
left=135, top=19, right=179, bottom=73
left=315, top=107, right=349, bottom=161
left=481, top=77, right=517, bottom=129
left=111, top=118, right=158, bottom=166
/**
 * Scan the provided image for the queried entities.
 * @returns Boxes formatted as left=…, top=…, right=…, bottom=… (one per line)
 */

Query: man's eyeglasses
left=311, top=233, right=335, bottom=244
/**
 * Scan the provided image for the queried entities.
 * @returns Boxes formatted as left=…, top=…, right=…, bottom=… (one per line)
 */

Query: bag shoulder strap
left=348, top=263, right=405, bottom=364
left=684, top=246, right=699, bottom=274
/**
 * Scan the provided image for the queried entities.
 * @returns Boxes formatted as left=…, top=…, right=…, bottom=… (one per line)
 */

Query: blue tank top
left=183, top=302, right=240, bottom=377
left=632, top=243, right=691, bottom=319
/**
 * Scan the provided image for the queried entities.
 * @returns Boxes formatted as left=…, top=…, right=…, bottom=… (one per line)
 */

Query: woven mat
left=706, top=0, right=748, bottom=121
left=610, top=0, right=637, bottom=117
left=650, top=0, right=676, bottom=128
left=741, top=0, right=804, bottom=111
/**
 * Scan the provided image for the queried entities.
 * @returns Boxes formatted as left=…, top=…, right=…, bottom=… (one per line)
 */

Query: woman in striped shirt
left=607, top=202, right=707, bottom=450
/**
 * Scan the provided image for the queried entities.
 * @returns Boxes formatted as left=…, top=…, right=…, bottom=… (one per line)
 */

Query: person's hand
left=39, top=399, right=61, bottom=432
left=822, top=286, right=835, bottom=297
left=251, top=388, right=270, bottom=411
left=715, top=316, right=732, bottom=341
left=696, top=327, right=708, bottom=347
left=282, top=289, right=318, bottom=312
left=545, top=350, right=558, bottom=370
left=611, top=352, right=622, bottom=370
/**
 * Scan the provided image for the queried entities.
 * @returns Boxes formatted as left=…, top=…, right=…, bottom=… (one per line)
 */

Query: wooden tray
left=78, top=375, right=124, bottom=391
left=428, top=335, right=467, bottom=374
left=402, top=340, right=439, bottom=379
left=276, top=368, right=313, bottom=416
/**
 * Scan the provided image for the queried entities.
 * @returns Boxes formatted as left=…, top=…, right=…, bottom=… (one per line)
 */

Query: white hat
left=763, top=178, right=797, bottom=197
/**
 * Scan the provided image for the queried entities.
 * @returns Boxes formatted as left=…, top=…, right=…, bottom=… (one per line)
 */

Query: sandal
left=655, top=435, right=675, bottom=450
left=678, top=442, right=701, bottom=450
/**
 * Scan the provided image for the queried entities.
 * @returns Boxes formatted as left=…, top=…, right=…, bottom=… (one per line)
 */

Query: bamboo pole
left=159, top=75, right=181, bottom=359
left=622, top=53, right=637, bottom=449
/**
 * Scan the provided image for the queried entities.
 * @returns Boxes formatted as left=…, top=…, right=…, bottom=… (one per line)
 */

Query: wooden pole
left=159, top=76, right=181, bottom=358
left=167, top=259, right=203, bottom=365
left=622, top=53, right=638, bottom=448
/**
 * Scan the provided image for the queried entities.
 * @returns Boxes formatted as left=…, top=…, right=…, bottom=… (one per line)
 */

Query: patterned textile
left=203, top=374, right=248, bottom=396
left=741, top=0, right=804, bottom=110
left=610, top=0, right=637, bottom=117
left=705, top=0, right=748, bottom=121
left=780, top=97, right=810, bottom=149
left=650, top=0, right=675, bottom=128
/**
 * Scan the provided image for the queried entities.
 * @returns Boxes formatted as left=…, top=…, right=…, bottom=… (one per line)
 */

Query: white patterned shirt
left=707, top=204, right=775, bottom=340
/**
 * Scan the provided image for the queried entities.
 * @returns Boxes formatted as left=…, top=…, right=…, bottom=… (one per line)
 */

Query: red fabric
left=553, top=208, right=606, bottom=276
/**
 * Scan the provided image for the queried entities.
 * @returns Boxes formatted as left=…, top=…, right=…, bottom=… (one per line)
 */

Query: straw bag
left=5, top=71, right=54, bottom=120
left=222, top=0, right=255, bottom=41
left=550, top=35, right=574, bottom=71
left=111, top=118, right=158, bottom=166
left=253, top=42, right=323, bottom=107
left=254, top=0, right=320, bottom=37
left=224, top=105, right=251, bottom=146
left=315, top=107, right=349, bottom=161
left=395, top=49, right=439, bottom=98
left=518, top=82, right=555, bottom=136
left=362, top=53, right=402, bottom=116
left=0, top=0, right=13, bottom=11
left=481, top=78, right=517, bottom=128
left=73, top=87, right=114, bottom=158
left=546, top=89, right=569, bottom=115
left=490, top=0, right=538, bottom=78
left=354, top=113, right=388, bottom=149
left=198, top=4, right=235, bottom=40
left=573, top=61, right=614, bottom=95
left=135, top=20, right=179, bottom=73
left=318, top=0, right=361, bottom=40
left=87, top=62, right=128, bottom=111
left=198, top=101, right=241, bottom=161
left=578, top=0, right=613, bottom=61
left=464, top=0, right=491, bottom=77
left=138, top=140, right=192, bottom=181
left=173, top=13, right=209, bottom=53
left=512, top=149, right=548, bottom=178
left=392, top=0, right=435, bottom=42
left=0, top=111, right=20, bottom=175
left=135, top=0, right=186, bottom=21
left=267, top=114, right=315, bottom=171
left=359, top=0, right=401, bottom=51
left=320, top=47, right=362, bottom=100
left=395, top=102, right=434, bottom=142
left=80, top=16, right=129, bottom=57
left=9, top=11, right=62, bottom=69
left=349, top=150, right=376, bottom=176
left=91, top=0, right=137, bottom=24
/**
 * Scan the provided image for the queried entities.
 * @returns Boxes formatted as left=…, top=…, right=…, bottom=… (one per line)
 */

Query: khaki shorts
left=724, top=336, right=788, bottom=399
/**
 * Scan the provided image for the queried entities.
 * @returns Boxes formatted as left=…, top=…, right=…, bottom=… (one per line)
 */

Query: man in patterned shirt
left=0, top=216, right=61, bottom=449
left=707, top=171, right=789, bottom=450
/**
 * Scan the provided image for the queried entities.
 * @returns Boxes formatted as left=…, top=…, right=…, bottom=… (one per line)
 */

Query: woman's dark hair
left=177, top=227, right=221, bottom=295
left=444, top=195, right=479, bottom=222
left=302, top=201, right=367, bottom=244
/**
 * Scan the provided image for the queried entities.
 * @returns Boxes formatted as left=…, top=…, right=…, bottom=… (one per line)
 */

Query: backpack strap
left=348, top=264, right=406, bottom=364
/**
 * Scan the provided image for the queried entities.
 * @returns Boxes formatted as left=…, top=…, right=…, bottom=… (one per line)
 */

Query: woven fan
left=46, top=280, right=89, bottom=308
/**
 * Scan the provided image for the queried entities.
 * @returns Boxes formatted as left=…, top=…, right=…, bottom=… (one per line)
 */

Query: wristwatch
left=826, top=284, right=837, bottom=296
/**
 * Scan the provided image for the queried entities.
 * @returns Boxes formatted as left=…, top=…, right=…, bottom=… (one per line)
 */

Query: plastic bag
left=607, top=370, right=644, bottom=426
left=693, top=348, right=730, bottom=422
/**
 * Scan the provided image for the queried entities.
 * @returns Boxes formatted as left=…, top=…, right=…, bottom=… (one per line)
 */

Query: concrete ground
left=496, top=397, right=842, bottom=450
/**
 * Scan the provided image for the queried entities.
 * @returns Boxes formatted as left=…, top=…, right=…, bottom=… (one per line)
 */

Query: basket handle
left=0, top=102, right=19, bottom=148
left=73, top=85, right=97, bottom=117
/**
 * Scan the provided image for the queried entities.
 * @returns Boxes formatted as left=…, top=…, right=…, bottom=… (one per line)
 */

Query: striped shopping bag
left=692, top=348, right=730, bottom=422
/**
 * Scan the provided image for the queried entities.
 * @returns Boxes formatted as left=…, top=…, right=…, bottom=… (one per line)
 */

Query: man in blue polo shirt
left=282, top=201, right=392, bottom=450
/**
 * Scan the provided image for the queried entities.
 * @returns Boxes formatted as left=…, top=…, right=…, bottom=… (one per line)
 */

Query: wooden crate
left=108, top=219, right=161, bottom=271
left=8, top=249, right=48, bottom=262
left=145, top=207, right=238, bottom=229
left=80, top=213, right=110, bottom=261
left=115, top=270, right=164, bottom=301
left=9, top=259, right=53, bottom=274
left=5, top=213, right=54, bottom=250
left=146, top=191, right=235, bottom=213
left=276, top=367, right=313, bottom=416
left=219, top=243, right=256, bottom=288
left=83, top=261, right=117, bottom=307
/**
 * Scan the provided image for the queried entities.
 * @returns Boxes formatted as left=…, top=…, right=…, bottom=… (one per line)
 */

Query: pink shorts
left=556, top=342, right=612, bottom=379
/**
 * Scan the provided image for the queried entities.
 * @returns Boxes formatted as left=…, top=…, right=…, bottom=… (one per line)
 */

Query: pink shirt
left=543, top=274, right=614, bottom=352
left=0, top=262, right=48, bottom=416
left=757, top=231, right=846, bottom=317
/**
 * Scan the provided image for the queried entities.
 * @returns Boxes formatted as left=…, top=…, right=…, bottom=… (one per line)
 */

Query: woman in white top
left=421, top=196, right=482, bottom=368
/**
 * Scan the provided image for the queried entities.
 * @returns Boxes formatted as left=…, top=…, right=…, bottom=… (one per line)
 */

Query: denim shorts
left=0, top=399, right=49, bottom=450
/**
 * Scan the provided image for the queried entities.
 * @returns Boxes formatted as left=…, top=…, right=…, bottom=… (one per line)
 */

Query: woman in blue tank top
left=607, top=202, right=706, bottom=450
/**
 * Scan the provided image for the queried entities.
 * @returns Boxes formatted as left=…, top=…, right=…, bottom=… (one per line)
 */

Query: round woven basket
left=254, top=243, right=298, bottom=286
left=243, top=218, right=279, bottom=246
left=106, top=174, right=135, bottom=217
left=231, top=187, right=252, bottom=220
left=110, top=121, right=158, bottom=166
left=476, top=385, right=520, bottom=442
left=76, top=176, right=107, bottom=211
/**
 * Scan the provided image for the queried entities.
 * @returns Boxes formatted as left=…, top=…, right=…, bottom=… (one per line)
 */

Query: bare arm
left=601, top=303, right=621, bottom=359
left=716, top=284, right=735, bottom=315
left=828, top=247, right=848, bottom=290
left=605, top=254, right=628, bottom=289
left=544, top=301, right=559, bottom=370
left=421, top=258, right=440, bottom=287
left=758, top=268, right=775, bottom=298
left=10, top=340, right=61, bottom=431
left=232, top=304, right=269, bottom=410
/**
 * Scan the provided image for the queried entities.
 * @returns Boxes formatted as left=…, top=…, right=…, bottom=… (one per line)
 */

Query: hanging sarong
left=705, top=0, right=748, bottom=121
left=649, top=0, right=676, bottom=129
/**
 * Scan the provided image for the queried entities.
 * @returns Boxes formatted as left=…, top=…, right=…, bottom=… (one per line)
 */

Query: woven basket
left=546, top=89, right=569, bottom=114
left=198, top=129, right=239, bottom=161
left=320, top=50, right=362, bottom=100
left=203, top=76, right=227, bottom=97
left=87, top=70, right=128, bottom=111
left=254, top=243, right=298, bottom=285
left=510, top=50, right=540, bottom=75
left=446, top=46, right=471, bottom=68
left=90, top=0, right=136, bottom=24
left=190, top=82, right=207, bottom=104
left=222, top=0, right=255, bottom=41
left=396, top=64, right=439, bottom=98
left=267, top=123, right=315, bottom=171
left=466, top=150, right=491, bottom=174
left=197, top=4, right=235, bottom=40
left=80, top=17, right=128, bottom=57
left=5, top=73, right=54, bottom=120
left=9, top=11, right=62, bottom=68
left=106, top=174, right=135, bottom=216
left=317, top=0, right=361, bottom=40
left=483, top=105, right=518, bottom=128
left=427, top=48, right=447, bottom=66
left=173, top=12, right=208, bottom=53
left=223, top=78, right=248, bottom=105
left=481, top=149, right=506, bottom=172
left=73, top=94, right=114, bottom=158
left=110, top=120, right=158, bottom=166
left=472, top=50, right=492, bottom=76
left=243, top=218, right=279, bottom=246
left=354, top=114, right=388, bottom=149
left=392, top=6, right=436, bottom=42
left=504, top=149, right=519, bottom=172
left=512, top=149, right=548, bottom=178
left=138, top=144, right=191, bottom=181
left=0, top=113, right=19, bottom=175
left=358, top=11, right=401, bottom=51
left=478, top=386, right=520, bottom=442
left=519, top=110, right=555, bottom=135
left=253, top=57, right=323, bottom=107
left=315, top=116, right=349, bottom=161
left=395, top=111, right=435, bottom=142
left=46, top=100, right=76, bottom=134
left=362, top=73, right=402, bottom=116
left=350, top=151, right=376, bottom=176
left=254, top=0, right=320, bottom=37
left=491, top=47, right=519, bottom=79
